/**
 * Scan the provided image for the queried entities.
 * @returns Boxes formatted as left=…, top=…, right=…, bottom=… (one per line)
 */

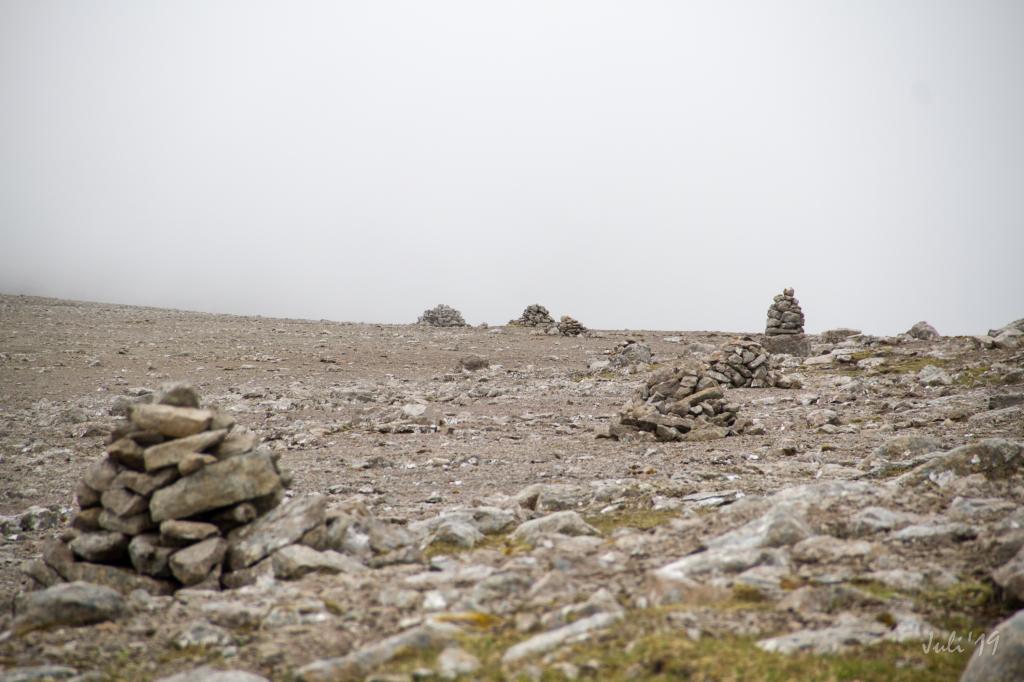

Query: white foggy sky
left=1, top=1, right=1022, bottom=335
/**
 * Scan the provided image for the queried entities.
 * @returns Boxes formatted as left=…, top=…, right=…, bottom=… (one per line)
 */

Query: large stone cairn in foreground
left=509, top=303, right=556, bottom=328
left=707, top=337, right=788, bottom=388
left=609, top=364, right=745, bottom=442
left=417, top=304, right=467, bottom=327
left=557, top=315, right=587, bottom=337
left=21, top=385, right=328, bottom=594
left=765, top=287, right=805, bottom=335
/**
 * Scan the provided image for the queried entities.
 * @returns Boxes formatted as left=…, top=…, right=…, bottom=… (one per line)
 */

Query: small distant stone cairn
left=609, top=364, right=747, bottom=442
left=765, top=288, right=805, bottom=335
left=706, top=337, right=787, bottom=388
left=557, top=315, right=587, bottom=337
left=509, top=304, right=556, bottom=328
left=21, top=384, right=343, bottom=594
left=609, top=339, right=652, bottom=368
left=417, top=304, right=467, bottom=327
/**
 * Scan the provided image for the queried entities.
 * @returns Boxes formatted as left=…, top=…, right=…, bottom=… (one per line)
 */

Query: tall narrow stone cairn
left=20, top=384, right=342, bottom=595
left=608, top=364, right=748, bottom=442
left=707, top=337, right=789, bottom=388
left=509, top=304, right=555, bottom=328
left=417, top=304, right=467, bottom=327
left=765, top=287, right=805, bottom=335
left=557, top=315, right=587, bottom=337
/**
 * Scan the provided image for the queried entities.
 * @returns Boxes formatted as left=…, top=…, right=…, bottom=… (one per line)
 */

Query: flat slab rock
left=14, top=581, right=125, bottom=635
left=227, top=494, right=326, bottom=570
left=149, top=451, right=281, bottom=522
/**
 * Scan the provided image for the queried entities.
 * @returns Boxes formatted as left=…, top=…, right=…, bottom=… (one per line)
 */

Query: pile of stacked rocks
left=417, top=304, right=467, bottom=327
left=609, top=339, right=653, bottom=368
left=765, top=288, right=805, bottom=335
left=509, top=304, right=555, bottom=328
left=557, top=315, right=587, bottom=337
left=19, top=384, right=345, bottom=594
left=608, top=364, right=746, bottom=442
left=706, top=337, right=789, bottom=388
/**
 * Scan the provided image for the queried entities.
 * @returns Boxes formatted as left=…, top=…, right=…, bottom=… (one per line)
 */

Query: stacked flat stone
left=21, top=384, right=345, bottom=594
left=609, top=339, right=653, bottom=368
left=509, top=304, right=555, bottom=328
left=765, top=288, right=805, bottom=336
left=706, top=337, right=781, bottom=388
left=417, top=304, right=467, bottom=327
left=557, top=315, right=587, bottom=337
left=608, top=364, right=744, bottom=442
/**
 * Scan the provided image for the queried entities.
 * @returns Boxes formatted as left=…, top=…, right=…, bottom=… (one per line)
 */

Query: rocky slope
left=1, top=294, right=1023, bottom=681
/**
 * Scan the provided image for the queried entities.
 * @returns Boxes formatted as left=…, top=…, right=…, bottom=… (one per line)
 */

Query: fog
left=2, top=1, right=1022, bottom=335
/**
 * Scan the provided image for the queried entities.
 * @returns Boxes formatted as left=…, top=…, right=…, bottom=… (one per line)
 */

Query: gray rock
left=154, top=667, right=268, bottom=682
left=143, top=429, right=228, bottom=471
left=130, top=404, right=214, bottom=438
left=993, top=546, right=1024, bottom=602
left=990, top=394, right=1024, bottom=410
left=169, top=537, right=227, bottom=586
left=100, top=486, right=148, bottom=517
left=83, top=457, right=122, bottom=492
left=0, top=666, right=79, bottom=682
left=70, top=560, right=174, bottom=596
left=895, top=439, right=1022, bottom=486
left=271, top=545, right=365, bottom=579
left=161, top=520, right=220, bottom=545
left=436, top=646, right=481, bottom=679
left=917, top=365, right=952, bottom=387
left=227, top=494, right=325, bottom=570
left=959, top=609, right=1024, bottom=682
left=458, top=355, right=489, bottom=371
left=705, top=505, right=811, bottom=551
left=426, top=519, right=484, bottom=549
left=502, top=611, right=623, bottom=664
left=296, top=621, right=460, bottom=681
left=848, top=507, right=920, bottom=536
left=98, top=509, right=155, bottom=535
left=13, top=581, right=125, bottom=635
left=651, top=546, right=789, bottom=604
left=69, top=531, right=129, bottom=563
left=149, top=451, right=281, bottom=522
left=509, top=511, right=599, bottom=546
left=172, top=620, right=235, bottom=650
left=153, top=382, right=201, bottom=408
left=906, top=321, right=940, bottom=340
left=128, top=534, right=173, bottom=577
left=757, top=616, right=889, bottom=654
left=113, top=467, right=178, bottom=496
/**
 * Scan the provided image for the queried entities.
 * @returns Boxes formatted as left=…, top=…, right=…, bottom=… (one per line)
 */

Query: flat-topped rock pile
left=707, top=337, right=791, bottom=388
left=20, top=384, right=352, bottom=594
left=557, top=315, right=587, bottom=337
left=765, top=287, right=805, bottom=336
left=609, top=364, right=752, bottom=442
left=509, top=304, right=555, bottom=328
left=417, top=304, right=467, bottom=327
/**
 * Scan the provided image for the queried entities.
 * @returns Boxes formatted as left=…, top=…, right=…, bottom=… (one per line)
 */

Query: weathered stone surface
left=153, top=667, right=269, bottom=682
left=83, top=456, right=122, bottom=492
left=161, top=519, right=220, bottom=545
left=212, top=502, right=258, bottom=528
left=98, top=509, right=155, bottom=535
left=128, top=533, right=173, bottom=577
left=113, top=467, right=178, bottom=496
left=20, top=559, right=62, bottom=589
left=106, top=437, right=145, bottom=470
left=75, top=479, right=101, bottom=509
left=437, top=646, right=481, bottom=679
left=0, top=665, right=79, bottom=681
left=130, top=404, right=214, bottom=438
left=149, top=451, right=281, bottom=522
left=41, top=537, right=75, bottom=580
left=226, top=494, right=325, bottom=570
left=271, top=545, right=366, bottom=579
left=13, top=582, right=125, bottom=635
left=993, top=546, right=1024, bottom=602
left=960, top=609, right=1024, bottom=682
left=170, top=537, right=227, bottom=586
left=153, top=382, right=201, bottom=409
left=71, top=561, right=175, bottom=595
left=895, top=439, right=1022, bottom=486
left=509, top=511, right=598, bottom=546
left=143, top=429, right=227, bottom=471
left=905, top=320, right=940, bottom=340
left=220, top=557, right=274, bottom=589
left=296, top=621, right=460, bottom=681
left=179, top=452, right=218, bottom=475
left=503, top=612, right=623, bottom=664
left=100, top=486, right=148, bottom=517
left=216, top=429, right=258, bottom=457
left=71, top=507, right=103, bottom=531
left=68, top=531, right=129, bottom=563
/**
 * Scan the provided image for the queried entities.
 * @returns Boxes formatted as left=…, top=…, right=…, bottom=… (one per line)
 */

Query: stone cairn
left=609, top=339, right=653, bottom=368
left=557, top=315, right=587, bottom=337
left=21, top=384, right=343, bottom=595
left=417, top=304, right=467, bottom=327
left=765, top=288, right=805, bottom=336
left=608, top=364, right=747, bottom=442
left=509, top=303, right=556, bottom=328
left=706, top=337, right=788, bottom=388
